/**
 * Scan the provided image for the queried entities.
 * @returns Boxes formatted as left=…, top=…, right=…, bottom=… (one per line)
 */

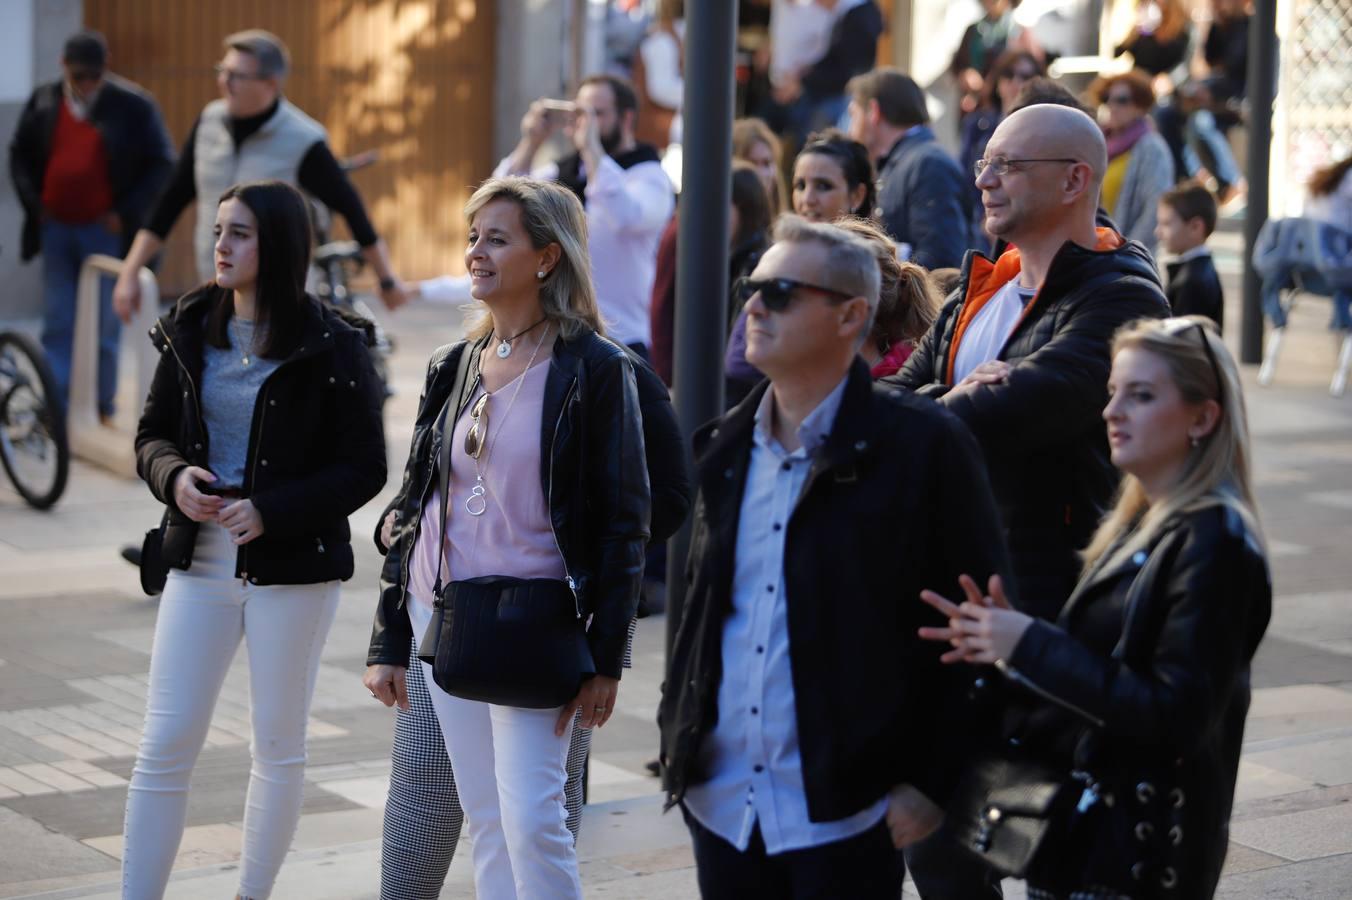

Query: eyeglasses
left=1105, top=94, right=1136, bottom=107
left=734, top=277, right=855, bottom=312
left=214, top=64, right=266, bottom=85
left=464, top=393, right=489, bottom=459
left=973, top=156, right=1081, bottom=178
left=1160, top=317, right=1224, bottom=400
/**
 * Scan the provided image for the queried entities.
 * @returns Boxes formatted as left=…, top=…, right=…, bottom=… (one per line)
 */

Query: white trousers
left=121, top=524, right=340, bottom=900
left=408, top=597, right=583, bottom=900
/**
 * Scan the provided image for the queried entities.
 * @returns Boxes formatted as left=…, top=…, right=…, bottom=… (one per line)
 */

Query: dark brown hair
left=206, top=180, right=313, bottom=358
left=1089, top=69, right=1156, bottom=111
left=1309, top=156, right=1352, bottom=198
left=847, top=67, right=929, bottom=127
left=578, top=73, right=638, bottom=119
left=982, top=50, right=1046, bottom=113
left=1009, top=77, right=1093, bottom=116
left=731, top=161, right=771, bottom=247
left=1161, top=182, right=1218, bottom=236
left=835, top=216, right=938, bottom=352
left=796, top=128, right=878, bottom=218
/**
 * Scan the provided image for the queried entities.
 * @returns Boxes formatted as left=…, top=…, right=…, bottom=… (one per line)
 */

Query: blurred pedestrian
left=1157, top=182, right=1224, bottom=330
left=846, top=68, right=968, bottom=269
left=363, top=177, right=651, bottom=900
left=1091, top=70, right=1175, bottom=253
left=733, top=117, right=789, bottom=218
left=1305, top=154, right=1352, bottom=235
left=633, top=0, right=685, bottom=150
left=112, top=29, right=408, bottom=323
left=887, top=104, right=1169, bottom=626
left=960, top=50, right=1046, bottom=244
left=950, top=0, right=1022, bottom=121
left=771, top=0, right=884, bottom=151
left=499, top=74, right=674, bottom=359
left=834, top=215, right=938, bottom=377
left=725, top=129, right=875, bottom=403
left=1114, top=0, right=1193, bottom=83
left=123, top=180, right=387, bottom=900
left=8, top=29, right=173, bottom=420
left=921, top=316, right=1269, bottom=900
left=660, top=214, right=1012, bottom=900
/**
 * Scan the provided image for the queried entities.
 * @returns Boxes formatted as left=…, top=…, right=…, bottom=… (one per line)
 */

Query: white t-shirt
left=951, top=279, right=1036, bottom=384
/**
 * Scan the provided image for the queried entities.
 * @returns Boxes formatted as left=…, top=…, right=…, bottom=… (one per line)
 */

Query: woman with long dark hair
left=960, top=50, right=1045, bottom=240
left=920, top=316, right=1270, bottom=899
left=363, top=177, right=650, bottom=899
left=124, top=179, right=387, bottom=899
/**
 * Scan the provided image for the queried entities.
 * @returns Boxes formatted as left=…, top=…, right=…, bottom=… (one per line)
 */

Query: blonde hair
left=732, top=118, right=788, bottom=219
left=462, top=177, right=604, bottom=342
left=835, top=216, right=938, bottom=352
left=1081, top=316, right=1263, bottom=573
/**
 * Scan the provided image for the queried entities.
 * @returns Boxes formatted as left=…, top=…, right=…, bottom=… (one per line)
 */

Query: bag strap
left=431, top=341, right=481, bottom=598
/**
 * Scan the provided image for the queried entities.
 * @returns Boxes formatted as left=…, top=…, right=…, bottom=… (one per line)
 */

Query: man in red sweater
left=9, top=30, right=173, bottom=420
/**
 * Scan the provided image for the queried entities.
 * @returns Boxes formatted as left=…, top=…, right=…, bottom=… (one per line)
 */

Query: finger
left=394, top=671, right=410, bottom=711
left=917, top=625, right=961, bottom=642
left=556, top=699, right=580, bottom=736
left=919, top=589, right=962, bottom=619
left=988, top=574, right=1013, bottom=610
left=958, top=574, right=985, bottom=607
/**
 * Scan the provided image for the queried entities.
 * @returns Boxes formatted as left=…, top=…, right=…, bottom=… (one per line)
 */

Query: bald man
left=889, top=104, right=1168, bottom=619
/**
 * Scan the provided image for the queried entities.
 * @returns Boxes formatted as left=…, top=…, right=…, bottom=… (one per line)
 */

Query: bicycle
left=309, top=150, right=396, bottom=403
left=0, top=329, right=70, bottom=509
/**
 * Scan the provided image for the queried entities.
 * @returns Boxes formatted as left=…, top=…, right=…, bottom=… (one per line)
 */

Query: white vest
left=193, top=98, right=326, bottom=281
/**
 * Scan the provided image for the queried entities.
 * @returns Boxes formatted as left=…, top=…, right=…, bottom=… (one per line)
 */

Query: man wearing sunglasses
left=112, top=29, right=409, bottom=324
left=9, top=29, right=173, bottom=422
left=660, top=215, right=1012, bottom=899
left=888, top=104, right=1169, bottom=622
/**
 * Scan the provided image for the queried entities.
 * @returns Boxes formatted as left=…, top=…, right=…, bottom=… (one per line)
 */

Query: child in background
left=1157, top=182, right=1225, bottom=331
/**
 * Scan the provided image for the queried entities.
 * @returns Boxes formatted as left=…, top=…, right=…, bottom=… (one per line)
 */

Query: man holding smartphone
left=497, top=74, right=675, bottom=360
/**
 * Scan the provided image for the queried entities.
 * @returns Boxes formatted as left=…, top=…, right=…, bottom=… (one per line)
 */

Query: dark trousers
left=684, top=810, right=905, bottom=900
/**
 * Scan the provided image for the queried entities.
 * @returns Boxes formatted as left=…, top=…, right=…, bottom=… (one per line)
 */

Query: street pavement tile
left=1216, top=851, right=1352, bottom=899
left=0, top=765, right=56, bottom=795
left=1221, top=842, right=1290, bottom=875
left=0, top=806, right=117, bottom=887
left=1265, top=592, right=1352, bottom=651
left=0, top=669, right=88, bottom=712
left=11, top=762, right=98, bottom=793
left=83, top=821, right=245, bottom=867
left=1233, top=760, right=1317, bottom=803
left=1232, top=781, right=1352, bottom=823
left=1230, top=801, right=1352, bottom=861
left=1249, top=684, right=1352, bottom=717
left=1245, top=734, right=1352, bottom=787
left=288, top=807, right=384, bottom=850
left=607, top=844, right=696, bottom=876
left=1251, top=636, right=1352, bottom=688
left=311, top=775, right=389, bottom=810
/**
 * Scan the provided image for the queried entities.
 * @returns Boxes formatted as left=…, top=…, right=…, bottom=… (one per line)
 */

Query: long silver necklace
left=465, top=324, right=550, bottom=516
left=230, top=317, right=254, bottom=366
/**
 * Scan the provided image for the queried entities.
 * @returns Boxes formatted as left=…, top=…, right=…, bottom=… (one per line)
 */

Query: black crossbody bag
left=415, top=379, right=594, bottom=709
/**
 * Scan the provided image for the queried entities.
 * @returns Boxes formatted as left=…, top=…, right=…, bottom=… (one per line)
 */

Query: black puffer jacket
left=366, top=331, right=652, bottom=679
left=887, top=230, right=1170, bottom=619
left=135, top=287, right=387, bottom=584
left=1002, top=502, right=1271, bottom=898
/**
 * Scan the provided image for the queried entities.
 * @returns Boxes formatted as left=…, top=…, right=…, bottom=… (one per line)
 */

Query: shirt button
left=753, top=764, right=764, bottom=773
left=756, top=645, right=764, bottom=654
left=772, top=523, right=782, bottom=532
left=269, top=399, right=277, bottom=407
left=260, top=459, right=269, bottom=466
left=780, top=461, right=791, bottom=471
left=765, top=584, right=774, bottom=593
left=349, top=380, right=357, bottom=388
left=194, top=442, right=203, bottom=450
left=751, top=706, right=759, bottom=715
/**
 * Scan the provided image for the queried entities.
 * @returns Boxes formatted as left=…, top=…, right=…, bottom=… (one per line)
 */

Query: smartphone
left=199, top=482, right=241, bottom=497
left=541, top=99, right=577, bottom=123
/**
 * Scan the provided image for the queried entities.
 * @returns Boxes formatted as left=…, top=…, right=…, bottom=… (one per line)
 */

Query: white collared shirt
left=683, top=374, right=889, bottom=854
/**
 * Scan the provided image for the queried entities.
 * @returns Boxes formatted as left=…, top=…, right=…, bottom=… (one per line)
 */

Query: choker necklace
left=495, top=316, right=548, bottom=359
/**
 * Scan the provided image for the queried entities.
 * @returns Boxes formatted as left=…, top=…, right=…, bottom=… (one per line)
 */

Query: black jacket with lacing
left=1000, top=502, right=1271, bottom=897
left=135, top=286, right=387, bottom=584
left=364, top=330, right=653, bottom=679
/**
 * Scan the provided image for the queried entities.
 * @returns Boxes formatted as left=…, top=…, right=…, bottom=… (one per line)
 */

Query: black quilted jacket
left=886, top=231, right=1169, bottom=619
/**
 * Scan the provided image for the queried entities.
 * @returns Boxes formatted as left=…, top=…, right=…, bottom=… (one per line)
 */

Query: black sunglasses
left=734, top=277, right=855, bottom=312
left=1161, top=318, right=1224, bottom=399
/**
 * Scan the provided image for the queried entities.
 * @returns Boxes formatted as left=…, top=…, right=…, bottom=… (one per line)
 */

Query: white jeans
left=121, top=524, right=340, bottom=899
left=408, top=597, right=583, bottom=900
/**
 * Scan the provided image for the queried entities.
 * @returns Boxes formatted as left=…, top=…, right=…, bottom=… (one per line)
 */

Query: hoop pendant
left=496, top=340, right=513, bottom=359
left=465, top=482, right=488, bottom=516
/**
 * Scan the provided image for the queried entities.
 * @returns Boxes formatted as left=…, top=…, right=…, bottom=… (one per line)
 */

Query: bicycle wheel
left=0, top=331, right=70, bottom=509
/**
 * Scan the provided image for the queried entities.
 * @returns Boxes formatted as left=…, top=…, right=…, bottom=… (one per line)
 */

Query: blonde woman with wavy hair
left=364, top=175, right=650, bottom=899
left=918, top=315, right=1271, bottom=898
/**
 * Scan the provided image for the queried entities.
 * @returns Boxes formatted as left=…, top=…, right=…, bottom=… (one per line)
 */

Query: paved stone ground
left=0, top=225, right=1349, bottom=898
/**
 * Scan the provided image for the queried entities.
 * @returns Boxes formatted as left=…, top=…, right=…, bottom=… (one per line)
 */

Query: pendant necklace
left=466, top=324, right=551, bottom=516
left=230, top=317, right=253, bottom=366
left=495, top=316, right=548, bottom=359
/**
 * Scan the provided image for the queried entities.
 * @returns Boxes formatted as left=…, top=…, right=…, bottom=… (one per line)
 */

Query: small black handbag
left=137, top=519, right=170, bottom=596
left=415, top=393, right=594, bottom=709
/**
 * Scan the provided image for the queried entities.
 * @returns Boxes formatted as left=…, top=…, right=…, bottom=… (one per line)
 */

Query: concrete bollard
left=69, top=254, right=160, bottom=477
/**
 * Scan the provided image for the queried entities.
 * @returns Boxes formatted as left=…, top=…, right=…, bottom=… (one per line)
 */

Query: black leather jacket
left=1002, top=502, right=1271, bottom=897
left=135, top=287, right=387, bottom=584
left=366, top=330, right=652, bottom=678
